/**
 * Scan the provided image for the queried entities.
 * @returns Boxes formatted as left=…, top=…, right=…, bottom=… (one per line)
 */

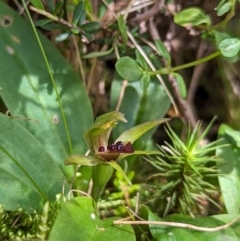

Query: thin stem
left=113, top=216, right=240, bottom=232
left=149, top=51, right=221, bottom=75
left=23, top=0, right=73, bottom=153
left=127, top=31, right=179, bottom=115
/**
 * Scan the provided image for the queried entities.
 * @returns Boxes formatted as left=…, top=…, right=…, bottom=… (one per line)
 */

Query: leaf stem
left=149, top=50, right=221, bottom=75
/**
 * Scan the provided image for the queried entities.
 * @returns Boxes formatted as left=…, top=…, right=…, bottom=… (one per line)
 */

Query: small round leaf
left=116, top=57, right=143, bottom=81
left=216, top=2, right=231, bottom=16
left=219, top=38, right=240, bottom=57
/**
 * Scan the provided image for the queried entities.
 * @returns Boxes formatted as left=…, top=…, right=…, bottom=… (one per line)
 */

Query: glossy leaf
left=216, top=2, right=231, bottom=16
left=214, top=31, right=238, bottom=63
left=174, top=7, right=210, bottom=27
left=49, top=197, right=135, bottom=241
left=0, top=113, right=70, bottom=211
left=29, top=0, right=45, bottom=10
left=219, top=38, right=240, bottom=57
left=154, top=39, right=171, bottom=65
left=72, top=1, right=85, bottom=26
left=0, top=2, right=93, bottom=177
left=172, top=73, right=187, bottom=99
left=140, top=72, right=151, bottom=92
left=217, top=124, right=240, bottom=214
left=115, top=57, right=143, bottom=81
left=117, top=14, right=128, bottom=45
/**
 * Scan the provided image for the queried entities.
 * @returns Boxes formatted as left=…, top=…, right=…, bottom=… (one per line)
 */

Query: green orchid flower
left=64, top=111, right=169, bottom=200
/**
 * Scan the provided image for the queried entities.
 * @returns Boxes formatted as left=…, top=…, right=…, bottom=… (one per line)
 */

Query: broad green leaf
left=219, top=38, right=240, bottom=57
left=64, top=155, right=101, bottom=166
left=0, top=2, right=93, bottom=177
left=147, top=208, right=200, bottom=241
left=164, top=214, right=237, bottom=241
left=217, top=124, right=240, bottom=214
left=29, top=0, right=45, bottom=10
left=172, top=73, right=187, bottom=99
left=116, top=118, right=169, bottom=144
left=0, top=113, right=70, bottom=211
left=84, top=111, right=127, bottom=153
left=174, top=7, right=211, bottom=27
left=117, top=14, right=128, bottom=45
left=72, top=1, right=85, bottom=26
left=49, top=197, right=135, bottom=241
left=140, top=72, right=151, bottom=91
left=213, top=214, right=240, bottom=238
left=147, top=207, right=238, bottom=241
left=154, top=39, right=171, bottom=65
left=115, top=57, right=143, bottom=81
left=216, top=2, right=231, bottom=16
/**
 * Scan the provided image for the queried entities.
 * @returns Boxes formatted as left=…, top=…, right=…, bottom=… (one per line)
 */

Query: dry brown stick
left=113, top=216, right=240, bottom=232
left=168, top=74, right=197, bottom=128
left=129, top=0, right=164, bottom=24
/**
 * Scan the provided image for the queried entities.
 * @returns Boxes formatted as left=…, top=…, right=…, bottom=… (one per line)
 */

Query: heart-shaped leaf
left=49, top=197, right=135, bottom=241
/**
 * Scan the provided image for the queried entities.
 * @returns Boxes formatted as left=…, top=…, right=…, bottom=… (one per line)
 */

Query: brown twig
left=29, top=6, right=89, bottom=43
left=113, top=216, right=240, bottom=232
left=168, top=74, right=197, bottom=128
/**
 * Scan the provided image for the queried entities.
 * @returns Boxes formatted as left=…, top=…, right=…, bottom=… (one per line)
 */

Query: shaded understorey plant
left=145, top=119, right=224, bottom=216
left=65, top=111, right=169, bottom=201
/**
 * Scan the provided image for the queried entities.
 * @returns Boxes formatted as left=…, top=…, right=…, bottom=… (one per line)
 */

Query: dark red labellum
left=122, top=142, right=134, bottom=153
left=98, top=146, right=105, bottom=152
left=107, top=143, right=117, bottom=151
left=116, top=141, right=124, bottom=151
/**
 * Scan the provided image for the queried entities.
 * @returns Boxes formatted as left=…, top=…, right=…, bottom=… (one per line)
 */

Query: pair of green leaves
left=115, top=44, right=186, bottom=99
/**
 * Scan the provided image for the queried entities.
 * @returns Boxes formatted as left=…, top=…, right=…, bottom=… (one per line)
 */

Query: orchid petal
left=116, top=118, right=170, bottom=144
left=84, top=111, right=127, bottom=153
left=65, top=155, right=101, bottom=166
